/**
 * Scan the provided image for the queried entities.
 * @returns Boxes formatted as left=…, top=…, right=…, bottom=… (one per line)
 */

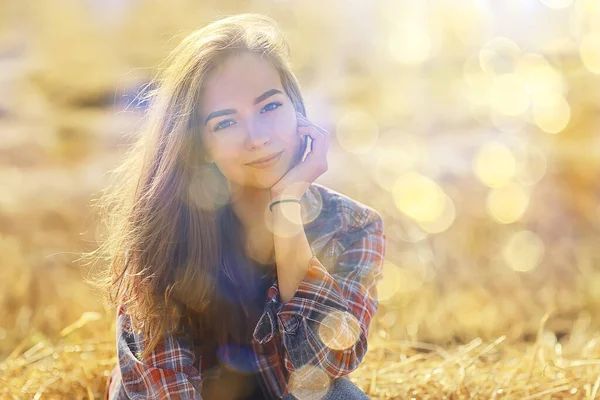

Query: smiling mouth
left=246, top=151, right=283, bottom=166
left=245, top=151, right=283, bottom=168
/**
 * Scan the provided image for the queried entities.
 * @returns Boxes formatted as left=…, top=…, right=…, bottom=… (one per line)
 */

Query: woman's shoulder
left=307, top=183, right=383, bottom=233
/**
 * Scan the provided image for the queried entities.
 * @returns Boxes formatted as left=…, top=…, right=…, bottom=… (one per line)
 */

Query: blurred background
left=0, top=0, right=599, bottom=398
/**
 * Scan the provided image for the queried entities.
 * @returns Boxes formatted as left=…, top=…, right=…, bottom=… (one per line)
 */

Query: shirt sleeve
left=253, top=207, right=386, bottom=380
left=114, top=303, right=204, bottom=400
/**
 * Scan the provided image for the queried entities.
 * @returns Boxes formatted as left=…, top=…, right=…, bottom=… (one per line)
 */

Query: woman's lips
left=246, top=151, right=283, bottom=169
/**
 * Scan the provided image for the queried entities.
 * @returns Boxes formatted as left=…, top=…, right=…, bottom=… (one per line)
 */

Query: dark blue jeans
left=282, top=376, right=370, bottom=400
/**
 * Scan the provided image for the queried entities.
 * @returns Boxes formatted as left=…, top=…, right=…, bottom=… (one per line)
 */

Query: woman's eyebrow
left=203, top=88, right=283, bottom=126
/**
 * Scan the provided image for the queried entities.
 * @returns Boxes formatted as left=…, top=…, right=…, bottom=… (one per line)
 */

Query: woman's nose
left=245, top=121, right=271, bottom=148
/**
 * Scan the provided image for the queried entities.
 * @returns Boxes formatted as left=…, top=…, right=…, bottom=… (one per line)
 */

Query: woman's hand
left=270, top=111, right=330, bottom=202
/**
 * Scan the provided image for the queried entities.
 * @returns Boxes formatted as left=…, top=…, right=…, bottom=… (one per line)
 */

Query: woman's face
left=199, top=51, right=303, bottom=191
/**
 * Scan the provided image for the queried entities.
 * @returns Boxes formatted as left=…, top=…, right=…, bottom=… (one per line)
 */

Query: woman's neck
left=228, top=186, right=275, bottom=264
left=229, top=185, right=272, bottom=230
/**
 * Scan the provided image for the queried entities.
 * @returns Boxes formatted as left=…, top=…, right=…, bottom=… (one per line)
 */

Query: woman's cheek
left=275, top=112, right=298, bottom=143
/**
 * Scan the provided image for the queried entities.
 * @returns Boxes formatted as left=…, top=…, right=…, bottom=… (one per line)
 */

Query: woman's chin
left=253, top=172, right=284, bottom=190
left=232, top=152, right=297, bottom=190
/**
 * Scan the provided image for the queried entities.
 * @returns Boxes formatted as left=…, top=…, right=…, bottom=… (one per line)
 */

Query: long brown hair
left=81, top=13, right=307, bottom=361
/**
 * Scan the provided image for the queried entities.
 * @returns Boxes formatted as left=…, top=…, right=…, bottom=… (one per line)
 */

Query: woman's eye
left=214, top=120, right=234, bottom=131
left=261, top=102, right=282, bottom=113
left=213, top=102, right=281, bottom=131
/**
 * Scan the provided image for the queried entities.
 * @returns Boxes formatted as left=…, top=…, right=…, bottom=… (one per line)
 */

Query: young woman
left=96, top=13, right=386, bottom=400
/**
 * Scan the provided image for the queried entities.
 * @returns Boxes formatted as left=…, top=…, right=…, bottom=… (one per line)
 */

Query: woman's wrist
left=271, top=199, right=303, bottom=236
left=269, top=198, right=301, bottom=213
left=269, top=182, right=308, bottom=203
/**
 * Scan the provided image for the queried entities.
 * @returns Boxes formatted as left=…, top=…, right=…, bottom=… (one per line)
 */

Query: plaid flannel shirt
left=105, top=182, right=386, bottom=399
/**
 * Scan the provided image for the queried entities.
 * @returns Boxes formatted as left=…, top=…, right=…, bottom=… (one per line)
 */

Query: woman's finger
left=299, top=127, right=328, bottom=157
left=298, top=126, right=328, bottom=159
left=297, top=119, right=328, bottom=137
left=296, top=113, right=329, bottom=136
left=297, top=125, right=324, bottom=140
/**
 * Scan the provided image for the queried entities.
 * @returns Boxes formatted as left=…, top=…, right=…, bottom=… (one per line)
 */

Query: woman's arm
left=271, top=200, right=314, bottom=304
left=268, top=111, right=331, bottom=304
left=111, top=304, right=204, bottom=400
left=257, top=206, right=386, bottom=380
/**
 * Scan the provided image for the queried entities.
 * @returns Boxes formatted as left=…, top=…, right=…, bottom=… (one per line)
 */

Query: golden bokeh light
left=318, top=310, right=361, bottom=351
left=490, top=108, right=528, bottom=133
left=490, top=73, right=530, bottom=116
left=371, top=147, right=416, bottom=191
left=288, top=364, right=331, bottom=400
left=468, top=99, right=493, bottom=128
left=473, top=142, right=516, bottom=188
left=532, top=93, right=571, bottom=134
left=377, top=310, right=397, bottom=329
left=376, top=80, right=411, bottom=122
left=486, top=182, right=530, bottom=224
left=286, top=29, right=312, bottom=71
left=462, top=78, right=490, bottom=107
left=376, top=259, right=425, bottom=304
left=370, top=137, right=423, bottom=191
left=516, top=53, right=566, bottom=104
left=388, top=21, right=438, bottom=65
left=396, top=263, right=425, bottom=294
left=377, top=261, right=403, bottom=303
left=578, top=0, right=600, bottom=14
left=392, top=172, right=445, bottom=222
left=389, top=216, right=430, bottom=243
left=503, top=230, right=545, bottom=272
left=539, top=0, right=574, bottom=9
left=335, top=109, right=379, bottom=154
left=479, top=37, right=521, bottom=75
left=447, top=288, right=496, bottom=331
left=417, top=192, right=456, bottom=234
left=442, top=0, right=492, bottom=47
left=462, top=54, right=493, bottom=106
left=579, top=33, right=600, bottom=74
left=514, top=144, right=547, bottom=186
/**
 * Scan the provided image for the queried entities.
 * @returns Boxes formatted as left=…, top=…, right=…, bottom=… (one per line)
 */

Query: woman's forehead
left=201, top=53, right=283, bottom=111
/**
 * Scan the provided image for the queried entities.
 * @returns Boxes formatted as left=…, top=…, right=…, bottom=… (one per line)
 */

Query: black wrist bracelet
left=269, top=199, right=301, bottom=212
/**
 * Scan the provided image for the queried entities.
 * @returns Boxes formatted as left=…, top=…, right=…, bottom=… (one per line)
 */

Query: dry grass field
left=1, top=1, right=600, bottom=399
